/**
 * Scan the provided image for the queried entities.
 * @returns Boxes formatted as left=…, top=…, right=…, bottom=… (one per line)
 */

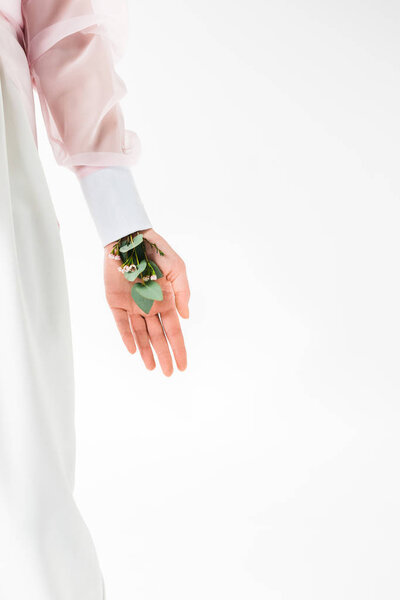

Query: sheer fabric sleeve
left=22, top=0, right=153, bottom=246
left=22, top=0, right=140, bottom=171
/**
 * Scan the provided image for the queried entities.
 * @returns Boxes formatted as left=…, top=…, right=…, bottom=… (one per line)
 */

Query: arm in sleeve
left=22, top=0, right=152, bottom=245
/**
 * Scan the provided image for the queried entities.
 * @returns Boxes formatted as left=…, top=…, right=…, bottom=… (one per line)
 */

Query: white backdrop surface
left=35, top=1, right=400, bottom=598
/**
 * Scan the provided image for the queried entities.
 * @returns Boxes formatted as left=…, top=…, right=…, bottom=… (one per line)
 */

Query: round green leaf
left=123, top=260, right=147, bottom=282
left=119, top=242, right=134, bottom=252
left=131, top=284, right=154, bottom=314
left=135, top=280, right=163, bottom=301
left=124, top=271, right=138, bottom=282
left=132, top=233, right=143, bottom=247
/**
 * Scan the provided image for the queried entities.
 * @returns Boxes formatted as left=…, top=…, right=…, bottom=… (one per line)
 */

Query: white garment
left=0, top=21, right=106, bottom=600
left=80, top=166, right=153, bottom=246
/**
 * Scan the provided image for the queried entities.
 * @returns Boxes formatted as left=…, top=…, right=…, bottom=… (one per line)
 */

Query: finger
left=146, top=314, right=174, bottom=377
left=170, top=267, right=190, bottom=319
left=110, top=308, right=136, bottom=354
left=128, top=313, right=156, bottom=370
left=160, top=308, right=187, bottom=371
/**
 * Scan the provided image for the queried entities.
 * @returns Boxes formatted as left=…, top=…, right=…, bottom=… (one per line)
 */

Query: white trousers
left=0, top=55, right=106, bottom=600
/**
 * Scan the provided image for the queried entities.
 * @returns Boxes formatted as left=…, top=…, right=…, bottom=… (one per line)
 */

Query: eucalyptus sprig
left=108, top=232, right=165, bottom=314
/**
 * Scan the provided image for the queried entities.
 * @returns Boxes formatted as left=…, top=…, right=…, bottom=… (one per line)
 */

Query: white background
left=36, top=1, right=400, bottom=598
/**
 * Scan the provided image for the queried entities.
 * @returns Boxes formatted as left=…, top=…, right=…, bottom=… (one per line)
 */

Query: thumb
left=170, top=268, right=190, bottom=318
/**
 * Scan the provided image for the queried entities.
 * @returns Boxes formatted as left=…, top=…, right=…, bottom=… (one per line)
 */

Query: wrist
left=104, top=228, right=155, bottom=254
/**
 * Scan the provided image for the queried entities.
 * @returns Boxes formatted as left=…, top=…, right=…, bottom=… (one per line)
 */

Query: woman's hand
left=104, top=228, right=190, bottom=376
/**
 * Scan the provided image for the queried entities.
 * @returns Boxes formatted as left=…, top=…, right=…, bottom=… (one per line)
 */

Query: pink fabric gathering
left=0, top=0, right=140, bottom=174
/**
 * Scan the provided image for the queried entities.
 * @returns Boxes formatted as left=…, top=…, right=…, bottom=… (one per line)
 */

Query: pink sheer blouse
left=22, top=0, right=140, bottom=172
left=0, top=0, right=153, bottom=245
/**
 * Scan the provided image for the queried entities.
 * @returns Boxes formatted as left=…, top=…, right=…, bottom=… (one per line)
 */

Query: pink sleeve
left=22, top=0, right=140, bottom=174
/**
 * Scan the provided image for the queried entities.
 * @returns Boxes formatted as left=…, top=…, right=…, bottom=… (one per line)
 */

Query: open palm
left=104, top=228, right=190, bottom=376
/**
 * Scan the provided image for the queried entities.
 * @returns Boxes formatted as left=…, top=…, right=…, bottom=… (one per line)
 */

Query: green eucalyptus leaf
left=135, top=280, right=163, bottom=301
left=119, top=241, right=134, bottom=252
left=124, top=271, right=138, bottom=281
left=132, top=234, right=143, bottom=247
left=136, top=260, right=147, bottom=273
left=148, top=260, right=163, bottom=279
left=122, top=260, right=147, bottom=282
left=131, top=284, right=154, bottom=314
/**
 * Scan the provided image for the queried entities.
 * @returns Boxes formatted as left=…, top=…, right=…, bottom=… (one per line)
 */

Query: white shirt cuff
left=78, top=166, right=153, bottom=246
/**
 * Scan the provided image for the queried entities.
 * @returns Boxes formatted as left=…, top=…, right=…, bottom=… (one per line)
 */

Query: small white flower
left=143, top=275, right=150, bottom=282
left=115, top=255, right=121, bottom=260
left=150, top=275, right=157, bottom=280
left=117, top=267, right=124, bottom=272
left=108, top=253, right=114, bottom=259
